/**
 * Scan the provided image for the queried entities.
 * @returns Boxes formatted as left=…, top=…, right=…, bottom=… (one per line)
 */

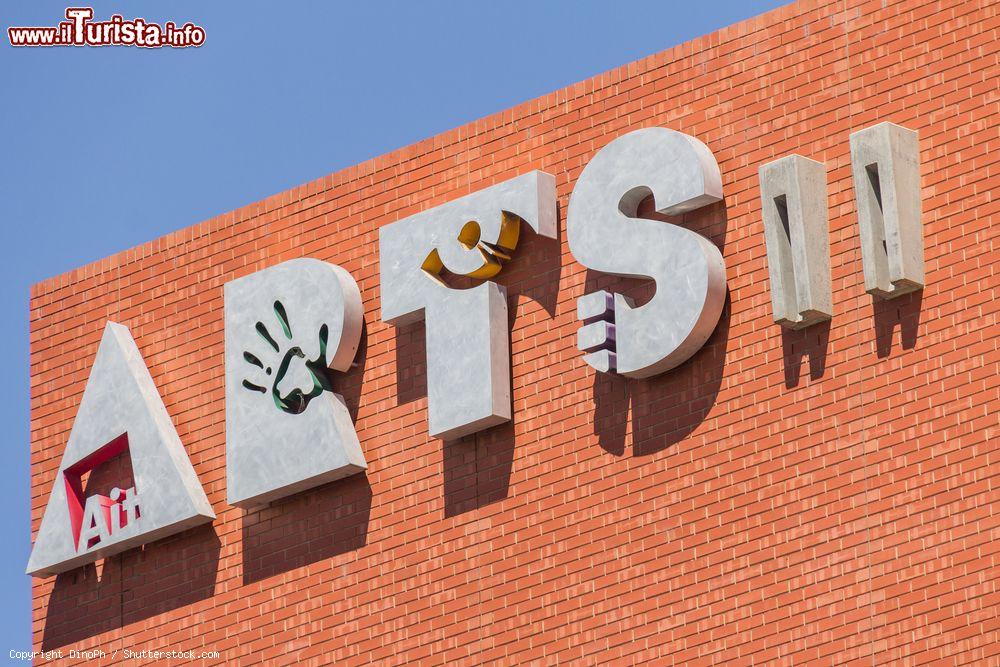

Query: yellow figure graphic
left=421, top=212, right=523, bottom=282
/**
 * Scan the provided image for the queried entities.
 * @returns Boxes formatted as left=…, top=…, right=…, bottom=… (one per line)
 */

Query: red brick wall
left=29, top=0, right=998, bottom=664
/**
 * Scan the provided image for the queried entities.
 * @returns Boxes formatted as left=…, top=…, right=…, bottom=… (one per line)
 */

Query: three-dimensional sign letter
left=567, top=127, right=727, bottom=377
left=849, top=122, right=923, bottom=299
left=225, top=258, right=367, bottom=507
left=759, top=155, right=833, bottom=328
left=380, top=171, right=557, bottom=439
left=27, top=322, right=215, bottom=576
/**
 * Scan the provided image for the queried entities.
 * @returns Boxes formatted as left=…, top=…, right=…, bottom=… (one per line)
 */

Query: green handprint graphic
left=241, top=300, right=332, bottom=414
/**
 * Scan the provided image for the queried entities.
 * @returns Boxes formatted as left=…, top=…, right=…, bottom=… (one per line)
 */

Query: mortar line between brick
left=842, top=2, right=876, bottom=664
left=463, top=125, right=488, bottom=665
left=117, top=254, right=125, bottom=659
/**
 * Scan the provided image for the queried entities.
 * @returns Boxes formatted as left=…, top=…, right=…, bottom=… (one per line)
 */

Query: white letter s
left=567, top=128, right=727, bottom=377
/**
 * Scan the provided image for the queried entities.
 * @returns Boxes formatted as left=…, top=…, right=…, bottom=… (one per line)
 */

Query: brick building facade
left=29, top=0, right=997, bottom=663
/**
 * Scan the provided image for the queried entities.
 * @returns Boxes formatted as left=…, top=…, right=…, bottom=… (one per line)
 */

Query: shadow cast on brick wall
left=778, top=287, right=922, bottom=388
left=330, top=316, right=369, bottom=423
left=393, top=214, right=563, bottom=517
left=41, top=524, right=221, bottom=651
left=873, top=289, right=922, bottom=358
left=241, top=316, right=374, bottom=584
left=241, top=473, right=372, bottom=585
left=585, top=198, right=731, bottom=457
left=41, top=438, right=221, bottom=650
left=442, top=421, right=516, bottom=518
left=500, top=202, right=563, bottom=319
left=392, top=318, right=428, bottom=406
left=592, top=295, right=731, bottom=457
left=782, top=319, right=832, bottom=388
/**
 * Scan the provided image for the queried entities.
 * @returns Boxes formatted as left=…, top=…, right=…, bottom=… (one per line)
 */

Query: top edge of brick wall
left=28, top=0, right=812, bottom=300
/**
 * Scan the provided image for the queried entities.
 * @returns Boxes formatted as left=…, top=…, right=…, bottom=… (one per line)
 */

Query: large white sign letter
left=379, top=172, right=557, bottom=440
left=567, top=128, right=727, bottom=377
left=27, top=322, right=215, bottom=576
left=225, top=258, right=367, bottom=508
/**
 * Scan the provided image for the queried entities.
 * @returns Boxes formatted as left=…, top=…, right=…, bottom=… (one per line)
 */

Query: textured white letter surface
left=567, top=128, right=727, bottom=377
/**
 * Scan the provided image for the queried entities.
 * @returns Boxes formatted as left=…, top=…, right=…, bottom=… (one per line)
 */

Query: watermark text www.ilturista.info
left=8, top=8, right=205, bottom=48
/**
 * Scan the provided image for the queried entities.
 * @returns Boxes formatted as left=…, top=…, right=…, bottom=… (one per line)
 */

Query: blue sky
left=0, top=0, right=788, bottom=654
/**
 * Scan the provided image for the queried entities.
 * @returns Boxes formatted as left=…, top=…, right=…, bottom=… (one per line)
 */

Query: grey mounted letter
left=379, top=171, right=557, bottom=440
left=567, top=127, right=727, bottom=377
left=225, top=258, right=367, bottom=508
left=27, top=322, right=215, bottom=577
left=850, top=122, right=923, bottom=298
left=759, top=155, right=833, bottom=328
